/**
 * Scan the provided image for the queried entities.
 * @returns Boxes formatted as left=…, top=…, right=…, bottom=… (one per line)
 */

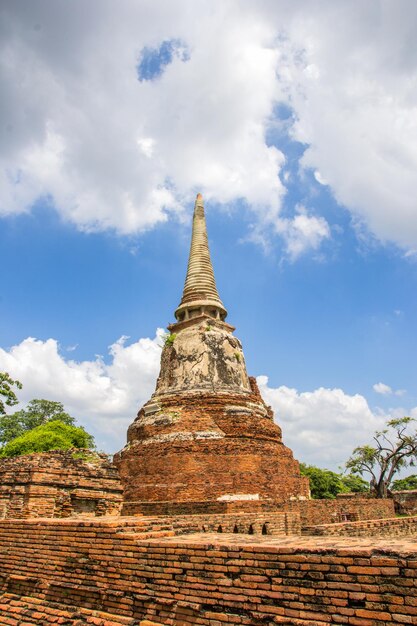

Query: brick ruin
left=0, top=449, right=123, bottom=519
left=392, top=489, right=417, bottom=516
left=0, top=194, right=416, bottom=624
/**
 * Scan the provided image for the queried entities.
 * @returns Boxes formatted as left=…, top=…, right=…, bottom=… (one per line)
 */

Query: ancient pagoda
left=115, top=194, right=309, bottom=514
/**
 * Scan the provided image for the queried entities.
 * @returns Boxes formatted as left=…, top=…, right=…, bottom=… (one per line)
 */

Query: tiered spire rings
left=174, top=194, right=227, bottom=324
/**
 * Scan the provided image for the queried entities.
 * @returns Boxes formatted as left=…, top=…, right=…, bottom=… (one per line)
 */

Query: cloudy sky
left=1, top=0, right=416, bottom=470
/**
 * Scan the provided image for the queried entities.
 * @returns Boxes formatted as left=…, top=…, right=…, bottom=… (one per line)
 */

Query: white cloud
left=257, top=375, right=387, bottom=470
left=0, top=331, right=163, bottom=452
left=276, top=205, right=330, bottom=260
left=373, top=382, right=393, bottom=395
left=276, top=1, right=417, bottom=249
left=313, top=171, right=328, bottom=186
left=0, top=2, right=416, bottom=251
left=0, top=1, right=285, bottom=235
left=373, top=382, right=406, bottom=396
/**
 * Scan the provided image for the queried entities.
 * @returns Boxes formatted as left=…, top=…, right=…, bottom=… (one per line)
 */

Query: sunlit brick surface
left=0, top=517, right=416, bottom=625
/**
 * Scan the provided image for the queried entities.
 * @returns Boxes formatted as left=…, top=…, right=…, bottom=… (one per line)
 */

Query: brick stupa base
left=116, top=377, right=309, bottom=516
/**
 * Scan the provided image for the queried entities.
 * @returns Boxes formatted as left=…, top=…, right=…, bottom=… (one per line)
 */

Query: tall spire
left=174, top=194, right=227, bottom=323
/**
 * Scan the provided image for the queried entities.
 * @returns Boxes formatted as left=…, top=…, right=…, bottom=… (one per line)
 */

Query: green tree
left=0, top=399, right=75, bottom=445
left=300, top=463, right=349, bottom=499
left=392, top=474, right=417, bottom=491
left=340, top=473, right=369, bottom=493
left=0, top=420, right=95, bottom=458
left=346, top=417, right=417, bottom=498
left=300, top=463, right=369, bottom=498
left=0, top=372, right=22, bottom=416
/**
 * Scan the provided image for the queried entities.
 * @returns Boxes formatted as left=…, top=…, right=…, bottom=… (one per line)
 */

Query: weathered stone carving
left=155, top=324, right=250, bottom=394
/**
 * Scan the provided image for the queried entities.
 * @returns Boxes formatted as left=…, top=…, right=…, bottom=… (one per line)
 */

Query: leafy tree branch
left=0, top=372, right=22, bottom=416
left=345, top=417, right=417, bottom=498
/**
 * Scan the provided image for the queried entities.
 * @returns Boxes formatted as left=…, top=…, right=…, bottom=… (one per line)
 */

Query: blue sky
left=1, top=1, right=417, bottom=470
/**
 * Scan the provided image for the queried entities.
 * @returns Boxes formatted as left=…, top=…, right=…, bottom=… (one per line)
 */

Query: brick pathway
left=150, top=531, right=417, bottom=556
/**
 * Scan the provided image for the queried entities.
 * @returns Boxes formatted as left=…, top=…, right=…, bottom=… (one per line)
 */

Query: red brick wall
left=393, top=490, right=417, bottom=516
left=0, top=450, right=123, bottom=519
left=121, top=494, right=395, bottom=531
left=295, top=495, right=395, bottom=526
left=0, top=517, right=416, bottom=625
left=303, top=515, right=417, bottom=537
left=148, top=511, right=301, bottom=536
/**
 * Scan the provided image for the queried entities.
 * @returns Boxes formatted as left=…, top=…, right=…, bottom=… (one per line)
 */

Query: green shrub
left=392, top=474, right=417, bottom=491
left=300, top=463, right=370, bottom=498
left=164, top=333, right=177, bottom=346
left=300, top=463, right=349, bottom=499
left=0, top=420, right=95, bottom=458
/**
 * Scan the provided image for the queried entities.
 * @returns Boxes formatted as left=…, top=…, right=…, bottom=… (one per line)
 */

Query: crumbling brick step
left=302, top=515, right=417, bottom=538
left=122, top=530, right=176, bottom=540
left=274, top=615, right=335, bottom=626
left=0, top=593, right=137, bottom=625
